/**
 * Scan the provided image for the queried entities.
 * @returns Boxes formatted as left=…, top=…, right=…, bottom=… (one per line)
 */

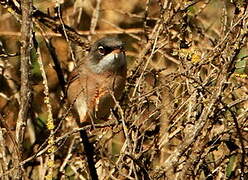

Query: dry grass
left=0, top=0, right=247, bottom=179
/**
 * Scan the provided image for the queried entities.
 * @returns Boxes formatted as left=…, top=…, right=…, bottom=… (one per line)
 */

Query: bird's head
left=87, top=36, right=126, bottom=73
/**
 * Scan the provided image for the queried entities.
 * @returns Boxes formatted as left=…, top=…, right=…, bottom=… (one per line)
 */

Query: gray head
left=87, top=36, right=126, bottom=73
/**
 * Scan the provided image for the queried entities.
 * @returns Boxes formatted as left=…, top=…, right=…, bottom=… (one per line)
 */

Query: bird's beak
left=111, top=48, right=125, bottom=62
left=111, top=48, right=125, bottom=59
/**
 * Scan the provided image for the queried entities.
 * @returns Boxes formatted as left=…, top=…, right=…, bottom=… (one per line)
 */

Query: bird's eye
left=97, top=46, right=105, bottom=55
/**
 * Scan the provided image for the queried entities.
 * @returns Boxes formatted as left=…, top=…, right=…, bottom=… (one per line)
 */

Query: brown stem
left=16, top=0, right=32, bottom=161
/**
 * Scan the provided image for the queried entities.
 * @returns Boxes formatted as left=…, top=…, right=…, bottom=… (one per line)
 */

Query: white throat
left=90, top=52, right=126, bottom=73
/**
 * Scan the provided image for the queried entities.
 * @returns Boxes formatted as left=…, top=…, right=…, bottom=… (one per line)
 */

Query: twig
left=89, top=0, right=102, bottom=39
left=36, top=36, right=56, bottom=180
left=0, top=123, right=9, bottom=180
left=0, top=123, right=114, bottom=178
left=131, top=24, right=161, bottom=99
left=15, top=0, right=32, bottom=146
left=15, top=1, right=33, bottom=179
left=59, top=136, right=75, bottom=172
left=0, top=28, right=144, bottom=36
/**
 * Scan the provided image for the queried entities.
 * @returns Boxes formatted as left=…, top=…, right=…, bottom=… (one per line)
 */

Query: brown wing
left=66, top=64, right=90, bottom=123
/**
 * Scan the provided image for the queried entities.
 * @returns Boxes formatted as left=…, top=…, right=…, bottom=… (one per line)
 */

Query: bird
left=67, top=36, right=127, bottom=124
left=67, top=36, right=127, bottom=179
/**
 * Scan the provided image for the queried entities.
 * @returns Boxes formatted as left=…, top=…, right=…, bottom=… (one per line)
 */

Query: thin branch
left=15, top=0, right=32, bottom=156
left=15, top=0, right=33, bottom=179
left=89, top=0, right=102, bottom=39
left=0, top=28, right=144, bottom=36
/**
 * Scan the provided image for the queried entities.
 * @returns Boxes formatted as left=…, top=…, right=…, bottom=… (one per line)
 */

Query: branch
left=15, top=0, right=33, bottom=178
left=0, top=0, right=89, bottom=48
left=15, top=0, right=32, bottom=152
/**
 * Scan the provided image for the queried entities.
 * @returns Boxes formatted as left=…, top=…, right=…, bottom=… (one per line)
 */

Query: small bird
left=67, top=36, right=127, bottom=179
left=67, top=36, right=127, bottom=124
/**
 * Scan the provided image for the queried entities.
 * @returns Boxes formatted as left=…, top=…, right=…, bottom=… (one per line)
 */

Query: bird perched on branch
left=67, top=36, right=127, bottom=124
left=67, top=36, right=127, bottom=179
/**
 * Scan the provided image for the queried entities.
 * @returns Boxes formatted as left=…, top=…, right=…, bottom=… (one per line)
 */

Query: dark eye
left=97, top=45, right=105, bottom=55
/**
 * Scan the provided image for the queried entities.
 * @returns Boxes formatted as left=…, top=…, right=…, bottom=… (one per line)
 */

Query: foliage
left=0, top=0, right=247, bottom=179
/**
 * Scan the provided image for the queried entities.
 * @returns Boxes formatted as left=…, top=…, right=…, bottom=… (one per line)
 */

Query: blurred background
left=0, top=0, right=247, bottom=179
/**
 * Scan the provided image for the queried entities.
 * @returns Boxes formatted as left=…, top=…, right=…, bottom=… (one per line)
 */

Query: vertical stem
left=37, top=41, right=55, bottom=180
left=89, top=0, right=102, bottom=40
left=16, top=0, right=32, bottom=153
left=0, top=120, right=10, bottom=180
